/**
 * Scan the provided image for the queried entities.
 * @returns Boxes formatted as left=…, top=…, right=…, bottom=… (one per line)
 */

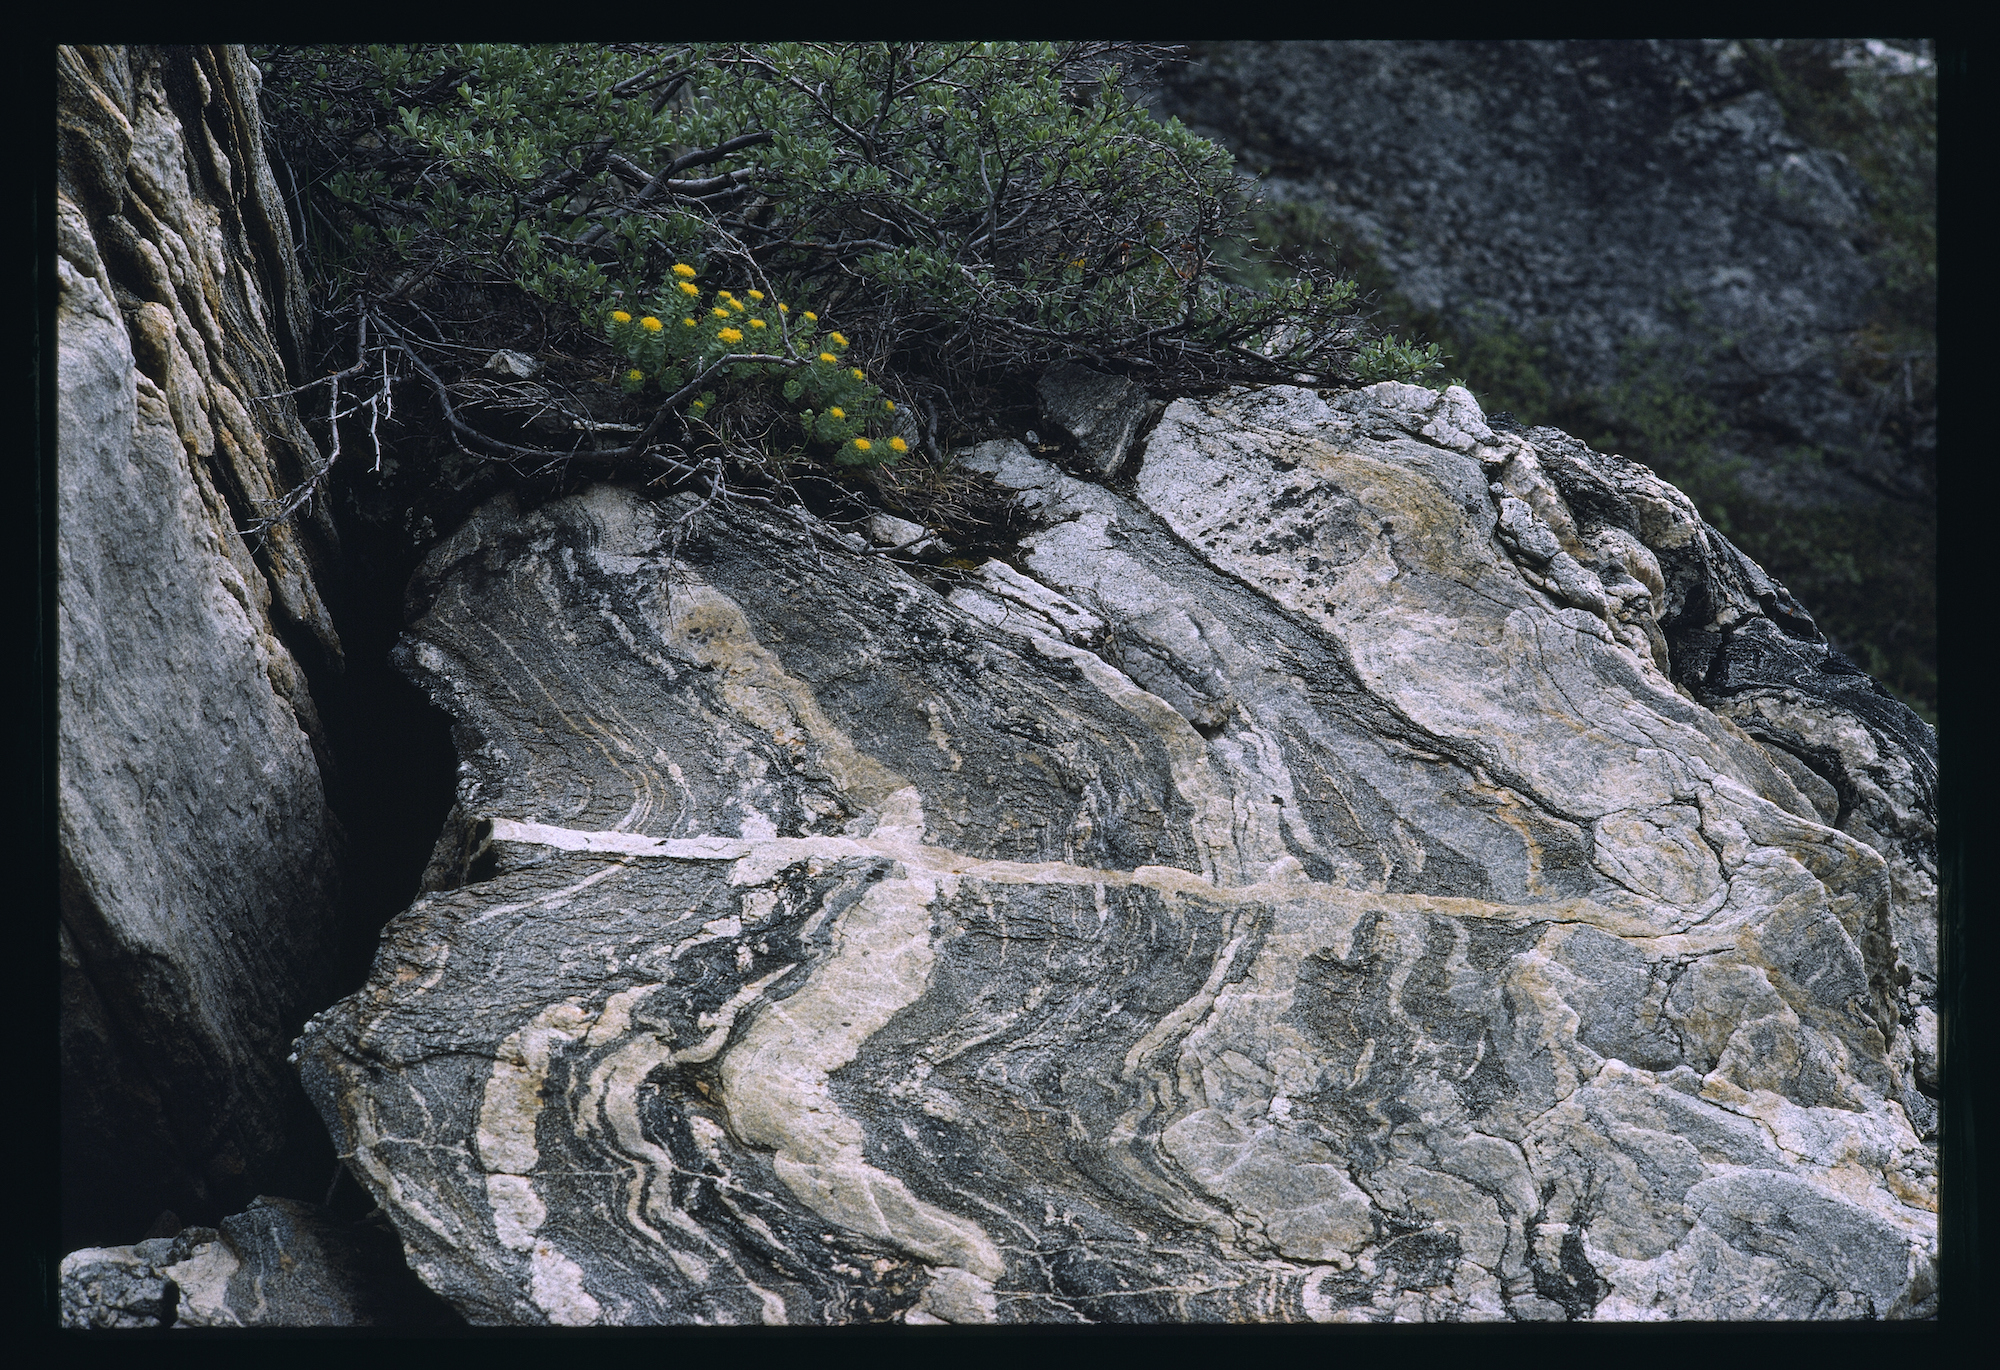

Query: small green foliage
left=604, top=272, right=904, bottom=465
left=1214, top=199, right=1448, bottom=388
left=1349, top=335, right=1447, bottom=386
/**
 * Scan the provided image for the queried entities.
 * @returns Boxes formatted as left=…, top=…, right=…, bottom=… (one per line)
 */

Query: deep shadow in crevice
left=315, top=483, right=462, bottom=998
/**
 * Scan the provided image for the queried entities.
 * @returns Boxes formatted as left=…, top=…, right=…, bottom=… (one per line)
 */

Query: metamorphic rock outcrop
left=57, top=43, right=347, bottom=1245
left=295, top=382, right=1938, bottom=1323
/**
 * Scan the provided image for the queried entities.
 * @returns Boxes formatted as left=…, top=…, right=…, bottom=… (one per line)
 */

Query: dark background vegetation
left=250, top=43, right=1933, bottom=729
left=1173, top=39, right=1936, bottom=723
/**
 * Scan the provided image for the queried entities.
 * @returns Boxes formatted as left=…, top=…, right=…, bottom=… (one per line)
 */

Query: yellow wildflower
left=749, top=318, right=767, bottom=329
left=852, top=437, right=873, bottom=453
left=829, top=407, right=845, bottom=419
left=611, top=309, right=632, bottom=324
left=713, top=307, right=731, bottom=318
left=627, top=368, right=644, bottom=381
left=728, top=298, right=745, bottom=312
left=640, top=316, right=662, bottom=331
left=804, top=311, right=818, bottom=322
left=672, top=263, right=697, bottom=279
left=819, top=351, right=838, bottom=363
left=747, top=290, right=765, bottom=301
left=829, top=331, right=849, bottom=347
left=777, top=302, right=789, bottom=313
left=884, top=400, right=896, bottom=411
left=717, top=327, right=744, bottom=344
left=717, top=290, right=735, bottom=301
left=678, top=281, right=701, bottom=297
left=683, top=317, right=697, bottom=327
left=889, top=436, right=908, bottom=454
left=850, top=368, right=865, bottom=380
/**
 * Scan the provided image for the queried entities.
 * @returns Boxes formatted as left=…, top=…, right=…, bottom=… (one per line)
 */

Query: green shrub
left=1348, top=335, right=1447, bottom=385
left=254, top=42, right=1441, bottom=486
left=1215, top=198, right=1449, bottom=389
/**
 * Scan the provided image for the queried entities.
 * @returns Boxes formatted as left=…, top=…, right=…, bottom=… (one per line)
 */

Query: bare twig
left=241, top=312, right=382, bottom=539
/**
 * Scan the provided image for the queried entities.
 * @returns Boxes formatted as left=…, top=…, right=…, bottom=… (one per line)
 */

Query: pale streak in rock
left=644, top=580, right=1007, bottom=1300
left=472, top=1001, right=603, bottom=1324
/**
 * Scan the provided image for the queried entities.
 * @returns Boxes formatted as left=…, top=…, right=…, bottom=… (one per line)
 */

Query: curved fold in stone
left=299, top=385, right=1934, bottom=1324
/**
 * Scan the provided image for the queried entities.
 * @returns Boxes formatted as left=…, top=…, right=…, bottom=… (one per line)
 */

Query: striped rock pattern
left=297, top=384, right=1935, bottom=1323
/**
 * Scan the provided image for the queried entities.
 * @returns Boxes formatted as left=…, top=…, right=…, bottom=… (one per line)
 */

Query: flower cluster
left=603, top=265, right=904, bottom=466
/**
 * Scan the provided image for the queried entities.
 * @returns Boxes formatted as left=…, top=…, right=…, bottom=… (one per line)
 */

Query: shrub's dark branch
left=368, top=309, right=609, bottom=464
left=788, top=237, right=905, bottom=256
left=617, top=351, right=803, bottom=465
left=648, top=73, right=692, bottom=119
left=606, top=57, right=683, bottom=98
left=665, top=130, right=776, bottom=179
left=578, top=131, right=775, bottom=246
left=729, top=49, right=871, bottom=152
left=603, top=153, right=757, bottom=200
left=250, top=311, right=372, bottom=401
left=524, top=137, right=614, bottom=209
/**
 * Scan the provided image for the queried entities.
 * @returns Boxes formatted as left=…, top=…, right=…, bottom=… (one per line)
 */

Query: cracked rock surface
left=58, top=1197, right=457, bottom=1328
left=297, top=383, right=1935, bottom=1323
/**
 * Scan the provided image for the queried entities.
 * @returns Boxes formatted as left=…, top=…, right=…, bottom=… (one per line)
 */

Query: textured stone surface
left=1145, top=40, right=1924, bottom=507
left=58, top=1198, right=458, bottom=1328
left=57, top=44, right=346, bottom=1243
left=1496, top=414, right=1939, bottom=1122
left=1037, top=361, right=1159, bottom=480
left=297, top=383, right=1934, bottom=1323
left=60, top=1239, right=187, bottom=1329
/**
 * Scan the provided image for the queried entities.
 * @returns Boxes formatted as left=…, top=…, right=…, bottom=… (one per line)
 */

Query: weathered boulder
left=59, top=1236, right=189, bottom=1329
left=1496, top=416, right=1939, bottom=1113
left=296, top=382, right=1935, bottom=1322
left=58, top=1197, right=459, bottom=1328
left=57, top=45, right=347, bottom=1244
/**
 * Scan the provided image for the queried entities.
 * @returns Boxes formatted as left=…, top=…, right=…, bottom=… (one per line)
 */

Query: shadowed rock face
left=1145, top=40, right=1915, bottom=505
left=58, top=1197, right=460, bottom=1329
left=57, top=44, right=346, bottom=1244
left=296, top=384, right=1935, bottom=1323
